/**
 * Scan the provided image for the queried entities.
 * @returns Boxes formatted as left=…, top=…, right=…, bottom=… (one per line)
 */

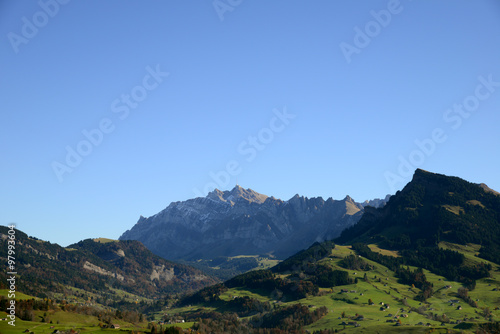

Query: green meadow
left=2, top=243, right=499, bottom=333
left=162, top=244, right=500, bottom=333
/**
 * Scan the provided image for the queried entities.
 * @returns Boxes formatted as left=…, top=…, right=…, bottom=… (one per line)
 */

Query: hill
left=164, top=240, right=500, bottom=333
left=0, top=226, right=217, bottom=301
left=337, top=169, right=500, bottom=264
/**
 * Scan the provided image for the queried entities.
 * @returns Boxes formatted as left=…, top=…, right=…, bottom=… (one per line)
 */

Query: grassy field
left=47, top=283, right=153, bottom=308
left=163, top=243, right=500, bottom=333
left=367, top=244, right=400, bottom=258
left=107, top=287, right=153, bottom=304
left=163, top=321, right=194, bottom=329
left=307, top=244, right=500, bottom=332
left=0, top=311, right=147, bottom=334
left=220, top=286, right=275, bottom=303
left=442, top=205, right=464, bottom=215
left=0, top=289, right=37, bottom=300
left=0, top=289, right=149, bottom=334
left=92, top=238, right=117, bottom=244
left=2, top=243, right=498, bottom=333
left=227, top=254, right=281, bottom=270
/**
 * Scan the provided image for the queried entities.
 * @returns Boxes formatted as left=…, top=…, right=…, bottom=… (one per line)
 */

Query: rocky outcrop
left=83, top=261, right=125, bottom=281
left=362, top=194, right=392, bottom=208
left=150, top=265, right=175, bottom=282
left=69, top=238, right=218, bottom=295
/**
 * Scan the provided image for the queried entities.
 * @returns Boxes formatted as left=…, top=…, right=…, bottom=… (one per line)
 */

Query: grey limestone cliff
left=119, top=186, right=388, bottom=260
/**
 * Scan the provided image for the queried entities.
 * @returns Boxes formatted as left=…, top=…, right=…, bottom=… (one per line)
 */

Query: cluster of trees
left=178, top=296, right=271, bottom=323
left=401, top=247, right=490, bottom=288
left=339, top=254, right=374, bottom=271
left=188, top=305, right=330, bottom=334
left=0, top=297, right=57, bottom=321
left=477, top=321, right=500, bottom=333
left=396, top=267, right=433, bottom=301
left=181, top=259, right=354, bottom=308
left=179, top=283, right=228, bottom=305
left=480, top=242, right=500, bottom=265
left=226, top=296, right=272, bottom=317
left=351, top=242, right=489, bottom=294
left=457, top=287, right=478, bottom=308
left=400, top=247, right=463, bottom=277
left=226, top=270, right=273, bottom=289
left=108, top=298, right=170, bottom=316
left=193, top=314, right=255, bottom=333
left=210, top=256, right=259, bottom=271
left=187, top=256, right=260, bottom=281
left=225, top=269, right=318, bottom=301
left=0, top=296, right=144, bottom=326
left=309, top=266, right=352, bottom=288
left=272, top=241, right=335, bottom=273
left=149, top=324, right=183, bottom=334
left=350, top=243, right=401, bottom=271
left=458, top=262, right=492, bottom=280
left=259, top=304, right=328, bottom=331
left=190, top=312, right=257, bottom=334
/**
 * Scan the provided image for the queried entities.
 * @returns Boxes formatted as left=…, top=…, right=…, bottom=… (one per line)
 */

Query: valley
left=1, top=169, right=500, bottom=333
left=3, top=241, right=498, bottom=333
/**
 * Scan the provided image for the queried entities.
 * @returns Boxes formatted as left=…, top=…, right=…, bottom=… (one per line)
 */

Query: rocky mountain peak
left=479, top=183, right=500, bottom=196
left=343, top=195, right=354, bottom=202
left=411, top=168, right=439, bottom=183
left=361, top=194, right=392, bottom=209
left=228, top=185, right=269, bottom=204
left=120, top=186, right=390, bottom=261
left=207, top=185, right=269, bottom=205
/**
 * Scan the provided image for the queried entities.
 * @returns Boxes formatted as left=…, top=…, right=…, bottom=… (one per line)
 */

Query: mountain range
left=2, top=169, right=500, bottom=333
left=119, top=186, right=390, bottom=261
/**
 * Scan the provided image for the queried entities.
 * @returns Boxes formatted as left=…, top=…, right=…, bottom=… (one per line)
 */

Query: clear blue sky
left=1, top=0, right=500, bottom=246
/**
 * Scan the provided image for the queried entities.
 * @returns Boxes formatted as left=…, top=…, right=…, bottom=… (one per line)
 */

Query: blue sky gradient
left=1, top=0, right=500, bottom=246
